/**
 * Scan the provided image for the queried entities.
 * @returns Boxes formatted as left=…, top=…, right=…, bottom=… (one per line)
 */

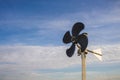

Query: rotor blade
left=78, top=33, right=88, bottom=52
left=63, top=31, right=72, bottom=44
left=72, top=22, right=84, bottom=36
left=66, top=43, right=75, bottom=57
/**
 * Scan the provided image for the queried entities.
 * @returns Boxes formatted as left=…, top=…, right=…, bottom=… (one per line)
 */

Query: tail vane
left=93, top=49, right=102, bottom=61
left=87, top=49, right=102, bottom=61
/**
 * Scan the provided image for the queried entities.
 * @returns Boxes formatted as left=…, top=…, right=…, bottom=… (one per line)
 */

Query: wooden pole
left=77, top=44, right=86, bottom=80
left=81, top=52, right=86, bottom=80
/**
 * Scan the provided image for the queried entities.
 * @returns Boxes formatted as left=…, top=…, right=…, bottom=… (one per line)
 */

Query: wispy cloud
left=1, top=1, right=120, bottom=30
left=0, top=44, right=120, bottom=70
left=0, top=1, right=120, bottom=45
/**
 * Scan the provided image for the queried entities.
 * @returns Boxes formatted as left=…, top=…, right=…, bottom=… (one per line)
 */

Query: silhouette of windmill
left=63, top=22, right=102, bottom=80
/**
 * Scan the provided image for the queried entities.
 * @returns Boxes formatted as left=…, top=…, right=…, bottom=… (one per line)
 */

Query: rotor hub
left=71, top=36, right=77, bottom=44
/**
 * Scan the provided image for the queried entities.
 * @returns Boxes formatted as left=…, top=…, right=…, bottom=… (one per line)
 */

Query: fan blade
left=63, top=31, right=72, bottom=44
left=72, top=22, right=84, bottom=36
left=78, top=33, right=88, bottom=52
left=66, top=43, right=75, bottom=57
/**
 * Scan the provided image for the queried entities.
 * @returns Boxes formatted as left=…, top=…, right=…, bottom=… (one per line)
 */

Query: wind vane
left=62, top=22, right=102, bottom=80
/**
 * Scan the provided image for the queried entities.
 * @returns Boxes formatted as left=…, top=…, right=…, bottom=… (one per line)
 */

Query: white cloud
left=0, top=45, right=75, bottom=69
left=0, top=44, right=120, bottom=70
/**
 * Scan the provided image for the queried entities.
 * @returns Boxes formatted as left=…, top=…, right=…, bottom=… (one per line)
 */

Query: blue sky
left=0, top=0, right=120, bottom=80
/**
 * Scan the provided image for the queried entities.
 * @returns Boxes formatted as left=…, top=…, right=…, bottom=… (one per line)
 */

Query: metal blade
left=63, top=31, right=72, bottom=44
left=72, top=22, right=84, bottom=36
left=78, top=33, right=88, bottom=52
left=66, top=43, right=75, bottom=57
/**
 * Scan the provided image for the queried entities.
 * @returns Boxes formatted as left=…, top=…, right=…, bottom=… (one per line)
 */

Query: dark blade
left=78, top=33, right=88, bottom=52
left=66, top=43, right=75, bottom=57
left=72, top=22, right=84, bottom=36
left=63, top=31, right=72, bottom=44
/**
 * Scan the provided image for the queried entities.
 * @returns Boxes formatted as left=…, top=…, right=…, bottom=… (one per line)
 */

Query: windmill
left=62, top=22, right=102, bottom=80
